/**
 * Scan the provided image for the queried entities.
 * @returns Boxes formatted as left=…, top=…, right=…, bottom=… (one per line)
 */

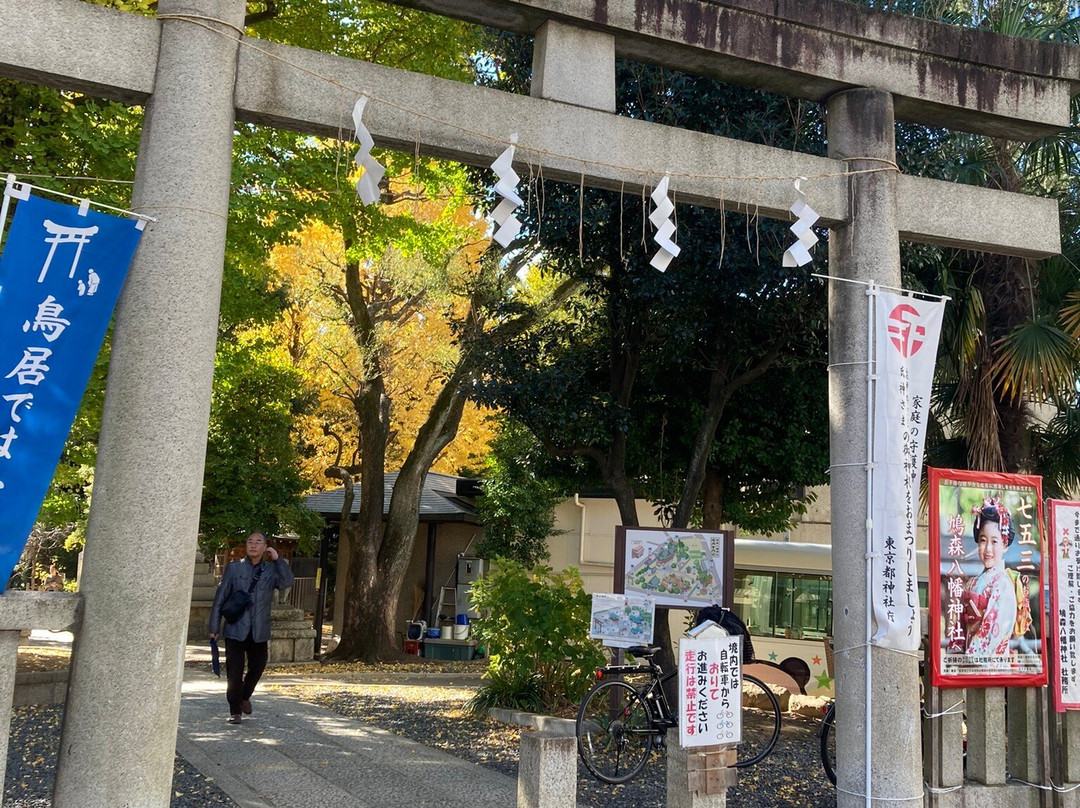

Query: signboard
left=679, top=635, right=742, bottom=748
left=1048, top=500, right=1080, bottom=711
left=0, top=191, right=144, bottom=586
left=870, top=290, right=944, bottom=650
left=589, top=593, right=656, bottom=648
left=928, top=468, right=1046, bottom=688
left=614, top=526, right=734, bottom=609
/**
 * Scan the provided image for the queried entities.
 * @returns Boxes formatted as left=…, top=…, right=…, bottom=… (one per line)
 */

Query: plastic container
left=404, top=639, right=420, bottom=655
left=452, top=624, right=469, bottom=640
left=440, top=625, right=453, bottom=639
left=455, top=613, right=469, bottom=625
left=423, top=639, right=475, bottom=661
left=426, top=628, right=441, bottom=638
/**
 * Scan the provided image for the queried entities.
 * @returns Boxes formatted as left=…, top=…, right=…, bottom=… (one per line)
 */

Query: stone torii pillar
left=51, top=1, right=245, bottom=806
left=826, top=88, right=921, bottom=808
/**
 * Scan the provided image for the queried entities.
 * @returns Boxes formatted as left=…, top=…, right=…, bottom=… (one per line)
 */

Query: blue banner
left=0, top=194, right=144, bottom=586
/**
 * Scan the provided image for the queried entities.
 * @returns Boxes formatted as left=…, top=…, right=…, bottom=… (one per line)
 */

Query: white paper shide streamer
left=782, top=177, right=820, bottom=267
left=649, top=175, right=680, bottom=272
left=490, top=134, right=523, bottom=248
left=352, top=96, right=386, bottom=206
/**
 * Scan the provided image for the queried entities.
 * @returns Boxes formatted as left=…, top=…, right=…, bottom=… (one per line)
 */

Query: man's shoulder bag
left=220, top=562, right=265, bottom=623
left=220, top=589, right=251, bottom=623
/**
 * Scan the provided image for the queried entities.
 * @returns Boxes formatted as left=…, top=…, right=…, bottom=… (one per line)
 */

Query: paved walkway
left=177, top=668, right=517, bottom=808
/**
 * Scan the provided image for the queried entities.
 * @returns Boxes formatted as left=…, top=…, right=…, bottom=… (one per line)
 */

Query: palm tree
left=905, top=1, right=1080, bottom=493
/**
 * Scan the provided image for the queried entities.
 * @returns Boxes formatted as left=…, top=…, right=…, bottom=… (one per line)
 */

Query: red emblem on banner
left=887, top=304, right=927, bottom=358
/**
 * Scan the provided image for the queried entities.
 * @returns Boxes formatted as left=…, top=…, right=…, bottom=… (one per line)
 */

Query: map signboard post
left=589, top=593, right=656, bottom=648
left=614, top=526, right=734, bottom=609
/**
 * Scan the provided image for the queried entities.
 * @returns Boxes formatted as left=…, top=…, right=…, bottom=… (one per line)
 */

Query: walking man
left=209, top=532, right=294, bottom=724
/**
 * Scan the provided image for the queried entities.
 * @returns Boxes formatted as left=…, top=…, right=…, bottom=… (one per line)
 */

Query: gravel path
left=4, top=705, right=236, bottom=808
left=5, top=680, right=838, bottom=807
left=270, top=683, right=839, bottom=808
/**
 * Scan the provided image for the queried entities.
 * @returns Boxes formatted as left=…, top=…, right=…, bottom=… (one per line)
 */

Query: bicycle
left=819, top=701, right=838, bottom=785
left=576, top=644, right=782, bottom=784
left=818, top=693, right=966, bottom=786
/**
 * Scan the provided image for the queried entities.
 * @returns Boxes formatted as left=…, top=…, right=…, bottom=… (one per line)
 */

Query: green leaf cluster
left=468, top=559, right=605, bottom=714
left=473, top=419, right=565, bottom=567
left=199, top=340, right=323, bottom=554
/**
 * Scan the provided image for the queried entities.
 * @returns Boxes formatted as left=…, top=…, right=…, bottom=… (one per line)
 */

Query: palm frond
left=1061, top=290, right=1080, bottom=340
left=991, top=318, right=1080, bottom=404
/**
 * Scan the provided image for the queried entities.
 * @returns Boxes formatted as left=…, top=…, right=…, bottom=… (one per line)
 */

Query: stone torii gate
left=1, top=0, right=1076, bottom=806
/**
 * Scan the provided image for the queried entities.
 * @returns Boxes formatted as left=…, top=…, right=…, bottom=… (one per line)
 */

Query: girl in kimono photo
left=946, top=498, right=1032, bottom=658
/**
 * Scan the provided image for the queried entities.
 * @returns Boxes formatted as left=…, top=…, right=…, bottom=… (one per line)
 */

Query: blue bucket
left=455, top=614, right=470, bottom=625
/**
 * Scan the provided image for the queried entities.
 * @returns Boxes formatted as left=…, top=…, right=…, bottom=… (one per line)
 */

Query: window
left=733, top=571, right=774, bottom=637
left=773, top=574, right=831, bottom=639
left=731, top=569, right=832, bottom=640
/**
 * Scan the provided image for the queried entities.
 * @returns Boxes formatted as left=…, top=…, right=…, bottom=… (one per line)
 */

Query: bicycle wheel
left=736, top=673, right=782, bottom=768
left=819, top=702, right=836, bottom=785
left=576, top=680, right=654, bottom=784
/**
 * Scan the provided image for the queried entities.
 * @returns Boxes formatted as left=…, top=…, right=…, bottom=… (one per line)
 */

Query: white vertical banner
left=679, top=635, right=742, bottom=748
left=870, top=290, right=945, bottom=650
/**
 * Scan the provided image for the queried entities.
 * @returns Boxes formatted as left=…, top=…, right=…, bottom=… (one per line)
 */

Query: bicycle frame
left=598, top=662, right=678, bottom=733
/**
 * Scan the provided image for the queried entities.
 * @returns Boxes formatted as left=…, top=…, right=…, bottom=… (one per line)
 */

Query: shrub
left=468, top=558, right=605, bottom=715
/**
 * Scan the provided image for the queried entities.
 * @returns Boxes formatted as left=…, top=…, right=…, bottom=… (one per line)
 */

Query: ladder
left=436, top=586, right=457, bottom=624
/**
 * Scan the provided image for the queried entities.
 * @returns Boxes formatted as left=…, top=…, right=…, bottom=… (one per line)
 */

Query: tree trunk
left=328, top=379, right=468, bottom=661
left=701, top=467, right=724, bottom=531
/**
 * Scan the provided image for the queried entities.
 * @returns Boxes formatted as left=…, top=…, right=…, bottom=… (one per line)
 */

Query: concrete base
left=960, top=783, right=1039, bottom=808
left=517, top=732, right=576, bottom=808
left=188, top=560, right=217, bottom=642
left=667, top=741, right=727, bottom=808
left=269, top=603, right=316, bottom=664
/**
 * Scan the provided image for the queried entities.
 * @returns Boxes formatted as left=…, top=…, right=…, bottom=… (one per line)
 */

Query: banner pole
left=865, top=281, right=876, bottom=808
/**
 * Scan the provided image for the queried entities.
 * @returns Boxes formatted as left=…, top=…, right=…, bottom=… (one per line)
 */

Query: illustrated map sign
left=928, top=468, right=1046, bottom=688
left=614, top=526, right=734, bottom=609
left=679, top=634, right=742, bottom=748
left=1049, top=499, right=1080, bottom=711
left=589, top=593, right=656, bottom=648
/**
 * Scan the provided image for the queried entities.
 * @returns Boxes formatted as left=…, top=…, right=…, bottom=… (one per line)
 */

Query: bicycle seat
left=626, top=645, right=662, bottom=658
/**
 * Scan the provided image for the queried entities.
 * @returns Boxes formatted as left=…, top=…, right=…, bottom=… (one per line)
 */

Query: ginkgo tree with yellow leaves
left=255, top=170, right=579, bottom=662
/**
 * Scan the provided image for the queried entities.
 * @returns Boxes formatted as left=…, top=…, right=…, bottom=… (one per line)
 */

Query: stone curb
left=488, top=706, right=577, bottom=737
left=14, top=669, right=69, bottom=706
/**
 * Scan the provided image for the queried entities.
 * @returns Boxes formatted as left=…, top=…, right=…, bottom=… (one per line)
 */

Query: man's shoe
left=240, top=699, right=252, bottom=715
left=227, top=714, right=242, bottom=724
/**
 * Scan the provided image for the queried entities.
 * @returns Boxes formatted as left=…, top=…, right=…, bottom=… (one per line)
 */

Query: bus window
left=733, top=571, right=774, bottom=637
left=773, top=573, right=831, bottom=640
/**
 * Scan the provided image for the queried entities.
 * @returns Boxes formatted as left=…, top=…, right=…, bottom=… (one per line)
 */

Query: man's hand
left=266, top=546, right=279, bottom=561
left=210, top=633, right=217, bottom=640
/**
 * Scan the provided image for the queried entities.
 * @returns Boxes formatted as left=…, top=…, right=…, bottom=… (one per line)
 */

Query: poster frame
left=928, top=467, right=1047, bottom=689
left=1048, top=499, right=1080, bottom=712
left=613, top=525, right=734, bottom=610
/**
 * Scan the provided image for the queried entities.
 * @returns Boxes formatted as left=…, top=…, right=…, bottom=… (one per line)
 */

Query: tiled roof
left=303, top=472, right=479, bottom=523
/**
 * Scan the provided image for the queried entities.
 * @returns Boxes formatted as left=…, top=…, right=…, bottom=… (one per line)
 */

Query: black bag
left=694, top=604, right=756, bottom=664
left=220, top=560, right=266, bottom=623
left=220, top=590, right=251, bottom=623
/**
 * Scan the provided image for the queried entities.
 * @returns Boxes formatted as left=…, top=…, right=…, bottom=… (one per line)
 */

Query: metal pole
left=312, top=525, right=333, bottom=658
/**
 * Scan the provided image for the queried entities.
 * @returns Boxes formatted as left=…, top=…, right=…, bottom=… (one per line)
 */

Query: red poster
left=928, top=468, right=1047, bottom=688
